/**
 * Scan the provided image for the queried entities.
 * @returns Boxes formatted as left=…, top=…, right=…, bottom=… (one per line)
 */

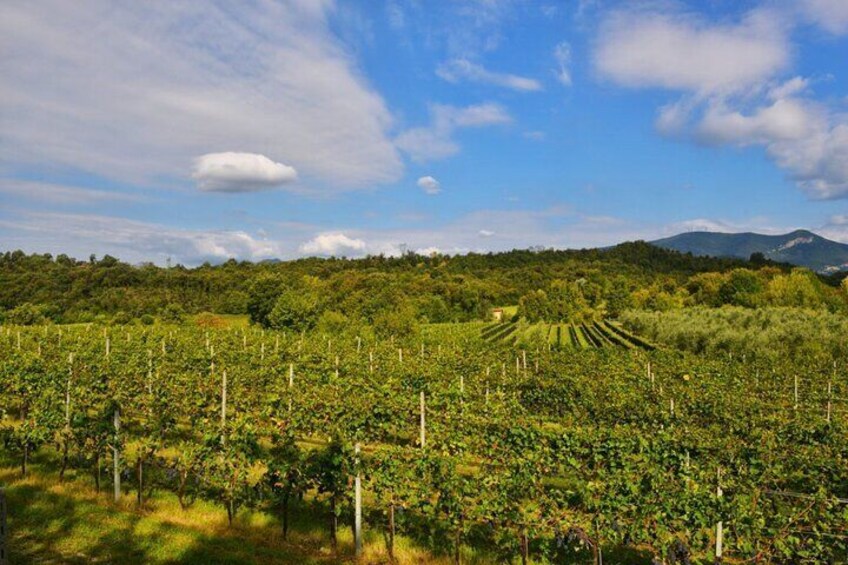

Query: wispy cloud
left=0, top=179, right=146, bottom=204
left=0, top=1, right=402, bottom=191
left=396, top=103, right=512, bottom=161
left=436, top=59, right=542, bottom=92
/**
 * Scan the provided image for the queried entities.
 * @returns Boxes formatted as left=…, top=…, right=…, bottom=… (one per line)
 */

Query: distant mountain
left=652, top=229, right=848, bottom=273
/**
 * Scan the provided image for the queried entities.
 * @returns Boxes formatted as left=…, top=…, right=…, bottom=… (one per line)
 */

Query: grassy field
left=1, top=449, right=504, bottom=564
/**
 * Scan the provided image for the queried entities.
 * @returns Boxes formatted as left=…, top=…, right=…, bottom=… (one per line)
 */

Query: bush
left=268, top=289, right=320, bottom=331
left=316, top=310, right=349, bottom=334
left=112, top=311, right=132, bottom=325
left=373, top=304, right=419, bottom=339
left=4, top=303, right=47, bottom=325
left=140, top=314, right=155, bottom=326
left=160, top=304, right=185, bottom=324
left=194, top=312, right=228, bottom=328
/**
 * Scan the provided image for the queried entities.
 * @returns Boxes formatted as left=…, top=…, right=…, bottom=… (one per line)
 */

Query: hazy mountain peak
left=652, top=230, right=848, bottom=273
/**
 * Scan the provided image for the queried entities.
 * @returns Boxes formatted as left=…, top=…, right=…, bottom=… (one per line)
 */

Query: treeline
left=622, top=306, right=848, bottom=361
left=517, top=266, right=847, bottom=324
left=0, top=243, right=841, bottom=326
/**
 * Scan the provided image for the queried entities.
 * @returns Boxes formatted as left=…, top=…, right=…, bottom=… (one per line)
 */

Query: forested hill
left=652, top=229, right=848, bottom=273
left=0, top=241, right=817, bottom=325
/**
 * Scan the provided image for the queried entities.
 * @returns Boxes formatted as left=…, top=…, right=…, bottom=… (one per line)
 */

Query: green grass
left=0, top=450, right=506, bottom=565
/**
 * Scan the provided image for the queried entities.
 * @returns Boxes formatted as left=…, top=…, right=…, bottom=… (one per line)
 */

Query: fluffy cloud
left=594, top=7, right=788, bottom=94
left=553, top=42, right=572, bottom=87
left=478, top=229, right=495, bottom=237
left=0, top=212, right=283, bottom=264
left=436, top=59, right=542, bottom=92
left=0, top=1, right=401, bottom=191
left=682, top=90, right=848, bottom=199
left=396, top=103, right=511, bottom=161
left=594, top=6, right=848, bottom=199
left=417, top=176, right=441, bottom=195
left=696, top=98, right=823, bottom=146
left=799, top=0, right=848, bottom=35
left=192, top=152, right=297, bottom=192
left=300, top=233, right=367, bottom=256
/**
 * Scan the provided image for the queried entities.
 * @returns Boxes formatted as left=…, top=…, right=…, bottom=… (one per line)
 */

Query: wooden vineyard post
left=113, top=407, right=121, bottom=503
left=0, top=487, right=6, bottom=565
left=716, top=467, right=723, bottom=562
left=354, top=443, right=362, bottom=558
left=420, top=391, right=426, bottom=449
left=16, top=331, right=21, bottom=350
left=369, top=351, right=374, bottom=374
left=105, top=335, right=111, bottom=358
left=357, top=336, right=361, bottom=353
left=399, top=348, right=403, bottom=364
left=522, top=350, right=527, bottom=370
left=335, top=356, right=339, bottom=379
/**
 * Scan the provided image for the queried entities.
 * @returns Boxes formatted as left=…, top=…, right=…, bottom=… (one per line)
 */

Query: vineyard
left=481, top=320, right=654, bottom=351
left=1, top=323, right=847, bottom=564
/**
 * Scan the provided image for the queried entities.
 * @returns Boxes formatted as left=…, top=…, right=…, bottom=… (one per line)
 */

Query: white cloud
left=417, top=176, right=442, bottom=195
left=553, top=42, right=572, bottom=87
left=478, top=229, right=495, bottom=237
left=436, top=58, right=542, bottom=92
left=687, top=95, right=848, bottom=199
left=799, top=0, right=848, bottom=35
left=696, top=98, right=822, bottom=146
left=0, top=212, right=283, bottom=264
left=594, top=7, right=789, bottom=94
left=300, top=232, right=367, bottom=256
left=396, top=103, right=511, bottom=161
left=593, top=6, right=848, bottom=199
left=0, top=1, right=402, bottom=191
left=0, top=179, right=145, bottom=204
left=192, top=152, right=297, bottom=193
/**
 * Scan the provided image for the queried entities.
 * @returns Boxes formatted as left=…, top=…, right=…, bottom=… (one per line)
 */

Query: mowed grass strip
left=0, top=461, right=458, bottom=564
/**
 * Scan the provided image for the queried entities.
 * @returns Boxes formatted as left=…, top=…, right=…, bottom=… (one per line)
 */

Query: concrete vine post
left=420, top=391, right=426, bottom=449
left=221, top=370, right=227, bottom=446
left=716, top=467, right=723, bottom=562
left=354, top=443, right=362, bottom=558
left=113, top=407, right=121, bottom=503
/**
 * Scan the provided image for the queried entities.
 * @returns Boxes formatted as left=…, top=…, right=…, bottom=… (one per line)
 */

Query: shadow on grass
left=0, top=451, right=656, bottom=564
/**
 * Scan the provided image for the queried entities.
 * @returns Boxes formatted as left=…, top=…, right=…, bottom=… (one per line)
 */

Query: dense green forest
left=3, top=242, right=844, bottom=329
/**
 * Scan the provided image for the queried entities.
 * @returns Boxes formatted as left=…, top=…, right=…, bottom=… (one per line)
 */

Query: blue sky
left=1, top=0, right=847, bottom=264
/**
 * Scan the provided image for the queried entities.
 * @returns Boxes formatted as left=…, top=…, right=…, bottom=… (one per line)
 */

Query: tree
left=268, top=288, right=321, bottom=331
left=718, top=269, right=763, bottom=307
left=5, top=302, right=47, bottom=325
left=518, top=290, right=549, bottom=322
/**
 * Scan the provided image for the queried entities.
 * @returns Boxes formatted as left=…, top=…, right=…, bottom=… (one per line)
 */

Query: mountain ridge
left=651, top=229, right=848, bottom=273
